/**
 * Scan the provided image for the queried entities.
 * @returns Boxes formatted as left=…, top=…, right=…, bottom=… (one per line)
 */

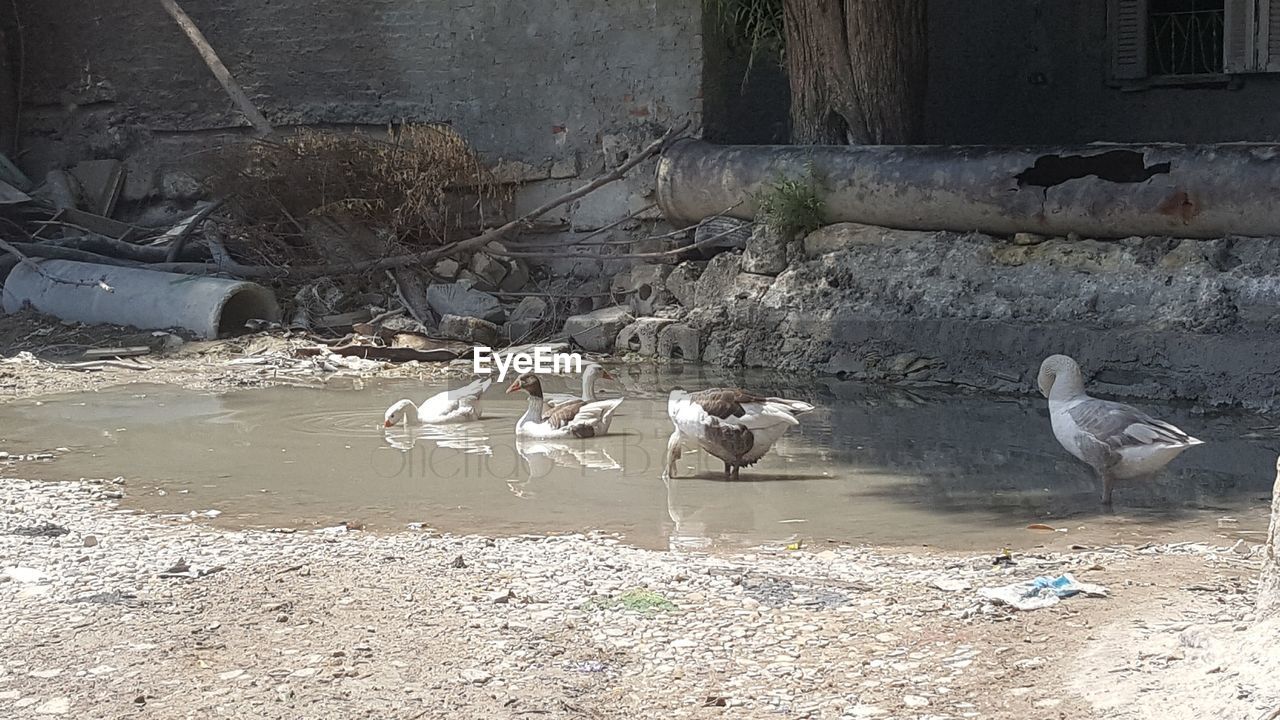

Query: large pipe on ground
left=2, top=259, right=279, bottom=339
left=656, top=139, right=1280, bottom=239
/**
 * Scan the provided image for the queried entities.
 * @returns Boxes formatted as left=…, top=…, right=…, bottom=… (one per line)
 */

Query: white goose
left=1038, top=354, right=1204, bottom=504
left=383, top=377, right=492, bottom=427
left=507, top=372, right=624, bottom=439
left=665, top=388, right=814, bottom=479
left=544, top=363, right=614, bottom=407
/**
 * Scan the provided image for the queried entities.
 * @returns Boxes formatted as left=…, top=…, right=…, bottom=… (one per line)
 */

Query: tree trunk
left=782, top=0, right=927, bottom=145
left=1259, top=457, right=1280, bottom=617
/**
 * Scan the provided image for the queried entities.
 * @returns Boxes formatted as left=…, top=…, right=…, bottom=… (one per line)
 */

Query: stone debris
left=562, top=305, right=633, bottom=353
left=666, top=260, right=705, bottom=308
left=656, top=322, right=700, bottom=361
left=615, top=317, right=677, bottom=357
left=624, top=263, right=674, bottom=316
left=438, top=314, right=499, bottom=346
left=425, top=281, right=506, bottom=324
left=742, top=224, right=790, bottom=275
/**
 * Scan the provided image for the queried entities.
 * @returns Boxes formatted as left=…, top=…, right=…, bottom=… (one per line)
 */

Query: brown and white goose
left=1039, top=354, right=1204, bottom=504
left=664, top=388, right=814, bottom=479
left=507, top=372, right=624, bottom=439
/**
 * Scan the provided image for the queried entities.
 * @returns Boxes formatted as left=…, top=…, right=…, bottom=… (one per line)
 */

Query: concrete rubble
left=563, top=305, right=633, bottom=353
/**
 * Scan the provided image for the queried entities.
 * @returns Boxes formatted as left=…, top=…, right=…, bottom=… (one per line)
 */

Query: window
left=1109, top=0, right=1280, bottom=82
left=1148, top=0, right=1224, bottom=75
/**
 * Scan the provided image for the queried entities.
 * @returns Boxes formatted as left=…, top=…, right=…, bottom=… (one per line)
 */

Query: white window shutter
left=1109, top=0, right=1149, bottom=80
left=1225, top=0, right=1257, bottom=72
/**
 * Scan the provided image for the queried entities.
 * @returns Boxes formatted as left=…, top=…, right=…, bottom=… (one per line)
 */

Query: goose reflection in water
left=515, top=438, right=622, bottom=480
left=382, top=422, right=493, bottom=456
left=507, top=439, right=623, bottom=497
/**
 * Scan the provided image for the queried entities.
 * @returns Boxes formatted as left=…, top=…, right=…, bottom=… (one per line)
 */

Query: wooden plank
left=157, top=0, right=274, bottom=136
left=81, top=346, right=152, bottom=360
left=68, top=160, right=126, bottom=217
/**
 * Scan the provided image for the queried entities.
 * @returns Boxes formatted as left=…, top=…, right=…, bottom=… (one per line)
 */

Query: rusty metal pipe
left=656, top=139, right=1280, bottom=238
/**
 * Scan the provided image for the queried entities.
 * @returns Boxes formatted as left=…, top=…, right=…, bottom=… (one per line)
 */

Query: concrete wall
left=927, top=0, right=1280, bottom=144
left=15, top=0, right=702, bottom=210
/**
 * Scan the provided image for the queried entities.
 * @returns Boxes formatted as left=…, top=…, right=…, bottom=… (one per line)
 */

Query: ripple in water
left=286, top=408, right=387, bottom=436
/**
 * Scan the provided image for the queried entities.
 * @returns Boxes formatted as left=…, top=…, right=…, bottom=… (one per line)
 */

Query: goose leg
left=723, top=461, right=732, bottom=479
left=731, top=465, right=740, bottom=481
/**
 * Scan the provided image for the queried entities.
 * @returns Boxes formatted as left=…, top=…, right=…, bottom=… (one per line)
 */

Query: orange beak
left=601, top=370, right=615, bottom=381
left=383, top=419, right=395, bottom=428
left=506, top=379, right=522, bottom=393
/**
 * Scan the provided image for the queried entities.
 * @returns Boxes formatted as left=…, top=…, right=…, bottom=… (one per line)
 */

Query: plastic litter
left=978, top=572, right=1108, bottom=611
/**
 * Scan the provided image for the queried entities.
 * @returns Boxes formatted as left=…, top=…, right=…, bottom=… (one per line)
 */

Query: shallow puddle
left=1, top=367, right=1274, bottom=551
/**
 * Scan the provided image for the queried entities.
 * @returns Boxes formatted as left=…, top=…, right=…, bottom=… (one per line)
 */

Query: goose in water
left=507, top=372, right=624, bottom=439
left=544, top=363, right=614, bottom=407
left=383, top=377, right=492, bottom=427
left=1038, top=354, right=1204, bottom=505
left=665, top=388, right=814, bottom=479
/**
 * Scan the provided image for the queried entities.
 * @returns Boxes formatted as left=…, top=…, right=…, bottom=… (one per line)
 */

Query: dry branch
left=163, top=198, right=224, bottom=262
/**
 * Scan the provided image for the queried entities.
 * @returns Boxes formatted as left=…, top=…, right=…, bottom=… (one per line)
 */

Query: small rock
left=500, top=258, right=531, bottom=292
left=666, top=261, right=705, bottom=308
left=426, top=282, right=506, bottom=324
left=218, top=669, right=246, bottom=681
left=34, top=697, right=70, bottom=715
left=742, top=223, right=790, bottom=275
left=4, top=567, right=48, bottom=584
left=460, top=668, right=492, bottom=685
left=81, top=535, right=98, bottom=548
left=0, top=690, right=19, bottom=700
left=1012, top=232, right=1047, bottom=245
left=563, top=306, right=633, bottom=353
left=931, top=578, right=971, bottom=592
left=509, top=296, right=547, bottom=323
left=29, top=669, right=63, bottom=679
left=433, top=258, right=461, bottom=280
left=469, top=252, right=509, bottom=291
left=438, top=315, right=499, bottom=346
left=902, top=695, right=929, bottom=708
left=488, top=589, right=515, bottom=604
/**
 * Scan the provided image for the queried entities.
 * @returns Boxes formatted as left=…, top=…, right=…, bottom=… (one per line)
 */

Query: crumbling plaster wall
left=14, top=0, right=702, bottom=222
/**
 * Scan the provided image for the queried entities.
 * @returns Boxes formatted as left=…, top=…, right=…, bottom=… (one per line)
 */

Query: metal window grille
left=1148, top=0, right=1226, bottom=75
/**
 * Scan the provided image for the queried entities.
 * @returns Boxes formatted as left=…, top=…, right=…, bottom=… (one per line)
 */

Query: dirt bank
left=0, top=476, right=1274, bottom=720
left=0, top=310, right=464, bottom=403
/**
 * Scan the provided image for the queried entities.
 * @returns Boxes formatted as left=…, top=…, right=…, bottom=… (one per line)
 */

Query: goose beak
left=601, top=370, right=615, bottom=381
left=383, top=419, right=395, bottom=428
left=506, top=379, right=522, bottom=393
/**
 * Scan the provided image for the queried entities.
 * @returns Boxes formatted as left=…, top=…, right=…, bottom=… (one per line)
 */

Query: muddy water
left=1, top=367, right=1274, bottom=551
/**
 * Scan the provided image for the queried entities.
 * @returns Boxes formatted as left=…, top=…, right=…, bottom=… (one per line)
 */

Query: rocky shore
left=1, top=476, right=1274, bottom=720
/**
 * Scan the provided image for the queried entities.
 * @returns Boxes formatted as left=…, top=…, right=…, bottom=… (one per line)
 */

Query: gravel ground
left=1, top=477, right=1273, bottom=720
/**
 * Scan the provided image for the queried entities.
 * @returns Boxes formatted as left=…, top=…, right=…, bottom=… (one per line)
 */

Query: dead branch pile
left=206, top=125, right=508, bottom=269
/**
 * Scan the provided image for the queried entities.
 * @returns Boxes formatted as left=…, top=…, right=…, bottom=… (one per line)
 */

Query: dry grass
left=207, top=124, right=508, bottom=252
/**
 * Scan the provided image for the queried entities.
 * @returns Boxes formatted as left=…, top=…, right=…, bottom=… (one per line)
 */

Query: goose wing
left=419, top=377, right=492, bottom=416
left=686, top=388, right=812, bottom=429
left=1067, top=398, right=1201, bottom=452
left=543, top=391, right=580, bottom=407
